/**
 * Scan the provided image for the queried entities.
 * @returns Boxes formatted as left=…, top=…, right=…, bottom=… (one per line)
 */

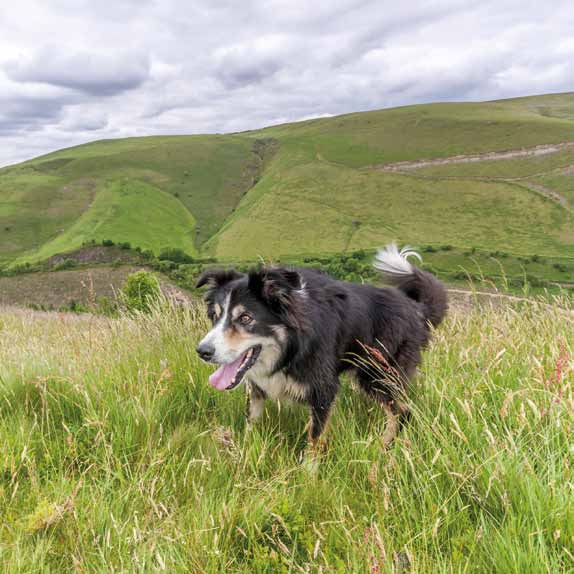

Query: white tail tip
left=373, top=243, right=422, bottom=277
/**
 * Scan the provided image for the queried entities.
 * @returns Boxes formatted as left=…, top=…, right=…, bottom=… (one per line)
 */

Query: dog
left=195, top=244, right=447, bottom=452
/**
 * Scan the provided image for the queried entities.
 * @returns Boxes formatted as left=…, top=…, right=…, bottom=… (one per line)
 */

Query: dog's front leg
left=246, top=381, right=266, bottom=429
left=308, top=403, right=332, bottom=451
left=306, top=382, right=338, bottom=455
left=301, top=393, right=335, bottom=474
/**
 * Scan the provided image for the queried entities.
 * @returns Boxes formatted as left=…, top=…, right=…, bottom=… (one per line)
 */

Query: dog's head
left=195, top=267, right=306, bottom=391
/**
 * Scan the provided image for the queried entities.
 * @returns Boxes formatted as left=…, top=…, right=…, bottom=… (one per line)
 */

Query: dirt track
left=369, top=142, right=574, bottom=211
left=373, top=142, right=574, bottom=172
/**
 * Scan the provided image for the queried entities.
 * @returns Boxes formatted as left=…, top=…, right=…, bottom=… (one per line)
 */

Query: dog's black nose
left=196, top=343, right=215, bottom=362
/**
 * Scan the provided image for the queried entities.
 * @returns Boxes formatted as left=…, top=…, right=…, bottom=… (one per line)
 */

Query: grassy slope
left=0, top=299, right=572, bottom=572
left=23, top=178, right=198, bottom=262
left=256, top=93, right=574, bottom=168
left=206, top=93, right=574, bottom=261
left=532, top=171, right=574, bottom=206
left=1, top=93, right=573, bottom=269
left=0, top=170, right=97, bottom=264
left=206, top=161, right=573, bottom=260
left=0, top=135, right=261, bottom=264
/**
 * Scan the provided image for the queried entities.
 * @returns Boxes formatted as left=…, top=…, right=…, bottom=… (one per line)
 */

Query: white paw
left=301, top=450, right=320, bottom=475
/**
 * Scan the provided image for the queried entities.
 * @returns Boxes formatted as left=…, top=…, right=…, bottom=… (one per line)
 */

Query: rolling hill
left=1, top=92, right=573, bottom=273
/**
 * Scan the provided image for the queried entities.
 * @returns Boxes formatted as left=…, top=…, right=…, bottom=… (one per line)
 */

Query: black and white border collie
left=196, top=244, right=447, bottom=452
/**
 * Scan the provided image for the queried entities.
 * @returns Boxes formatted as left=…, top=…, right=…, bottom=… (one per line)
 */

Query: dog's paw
left=300, top=441, right=326, bottom=475
left=301, top=450, right=320, bottom=475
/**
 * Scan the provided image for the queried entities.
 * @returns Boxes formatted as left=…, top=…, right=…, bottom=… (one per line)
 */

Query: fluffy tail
left=373, top=243, right=448, bottom=328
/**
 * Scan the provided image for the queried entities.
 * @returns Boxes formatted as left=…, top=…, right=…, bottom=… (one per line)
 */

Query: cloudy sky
left=1, top=0, right=572, bottom=166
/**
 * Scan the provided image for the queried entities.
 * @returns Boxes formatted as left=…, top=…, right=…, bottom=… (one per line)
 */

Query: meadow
left=0, top=293, right=572, bottom=573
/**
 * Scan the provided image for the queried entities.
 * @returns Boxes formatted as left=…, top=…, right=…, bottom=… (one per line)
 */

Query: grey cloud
left=59, top=110, right=109, bottom=132
left=5, top=48, right=150, bottom=96
left=213, top=36, right=292, bottom=89
left=215, top=59, right=283, bottom=90
left=0, top=96, right=67, bottom=135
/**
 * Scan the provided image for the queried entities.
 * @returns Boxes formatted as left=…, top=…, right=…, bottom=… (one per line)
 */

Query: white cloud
left=0, top=0, right=572, bottom=166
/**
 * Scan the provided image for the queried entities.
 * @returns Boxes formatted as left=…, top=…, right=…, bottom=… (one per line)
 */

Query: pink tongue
left=208, top=352, right=246, bottom=390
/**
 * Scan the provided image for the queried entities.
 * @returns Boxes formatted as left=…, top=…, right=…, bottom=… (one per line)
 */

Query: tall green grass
left=0, top=296, right=572, bottom=572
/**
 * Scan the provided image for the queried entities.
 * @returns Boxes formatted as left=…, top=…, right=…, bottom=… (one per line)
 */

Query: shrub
left=66, top=300, right=88, bottom=313
left=102, top=239, right=115, bottom=247
left=53, top=259, right=76, bottom=271
left=155, top=260, right=177, bottom=273
left=159, top=247, right=194, bottom=264
left=523, top=274, right=547, bottom=288
left=120, top=271, right=161, bottom=313
left=96, top=296, right=118, bottom=317
left=11, top=263, right=33, bottom=274
left=452, top=270, right=469, bottom=280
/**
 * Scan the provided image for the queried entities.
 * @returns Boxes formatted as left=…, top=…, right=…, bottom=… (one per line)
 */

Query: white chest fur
left=251, top=370, right=308, bottom=402
left=248, top=344, right=308, bottom=402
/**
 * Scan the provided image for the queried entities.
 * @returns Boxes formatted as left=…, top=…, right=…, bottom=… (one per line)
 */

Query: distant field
left=0, top=92, right=573, bottom=292
left=0, top=297, right=572, bottom=572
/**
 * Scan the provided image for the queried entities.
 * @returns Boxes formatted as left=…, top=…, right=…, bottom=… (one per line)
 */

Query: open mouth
left=208, top=345, right=262, bottom=391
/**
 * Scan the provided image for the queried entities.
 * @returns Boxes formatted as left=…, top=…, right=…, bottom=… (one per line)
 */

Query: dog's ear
left=248, top=268, right=302, bottom=306
left=249, top=268, right=307, bottom=332
left=196, top=269, right=243, bottom=289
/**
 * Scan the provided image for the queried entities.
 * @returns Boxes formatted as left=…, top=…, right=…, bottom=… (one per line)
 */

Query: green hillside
left=1, top=93, right=573, bottom=269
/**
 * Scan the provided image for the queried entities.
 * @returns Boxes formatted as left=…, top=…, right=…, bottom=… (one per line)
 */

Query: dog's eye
left=238, top=313, right=253, bottom=325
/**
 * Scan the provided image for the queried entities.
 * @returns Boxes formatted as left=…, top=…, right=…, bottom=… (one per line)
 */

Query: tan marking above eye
left=214, top=303, right=222, bottom=319
left=231, top=305, right=246, bottom=320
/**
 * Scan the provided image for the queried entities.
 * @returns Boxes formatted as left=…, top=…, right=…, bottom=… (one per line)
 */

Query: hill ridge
left=1, top=92, right=573, bottom=270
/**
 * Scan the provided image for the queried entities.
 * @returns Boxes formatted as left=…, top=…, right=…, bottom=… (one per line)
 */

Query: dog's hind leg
left=380, top=400, right=401, bottom=448
left=246, top=381, right=266, bottom=428
left=356, top=372, right=409, bottom=448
